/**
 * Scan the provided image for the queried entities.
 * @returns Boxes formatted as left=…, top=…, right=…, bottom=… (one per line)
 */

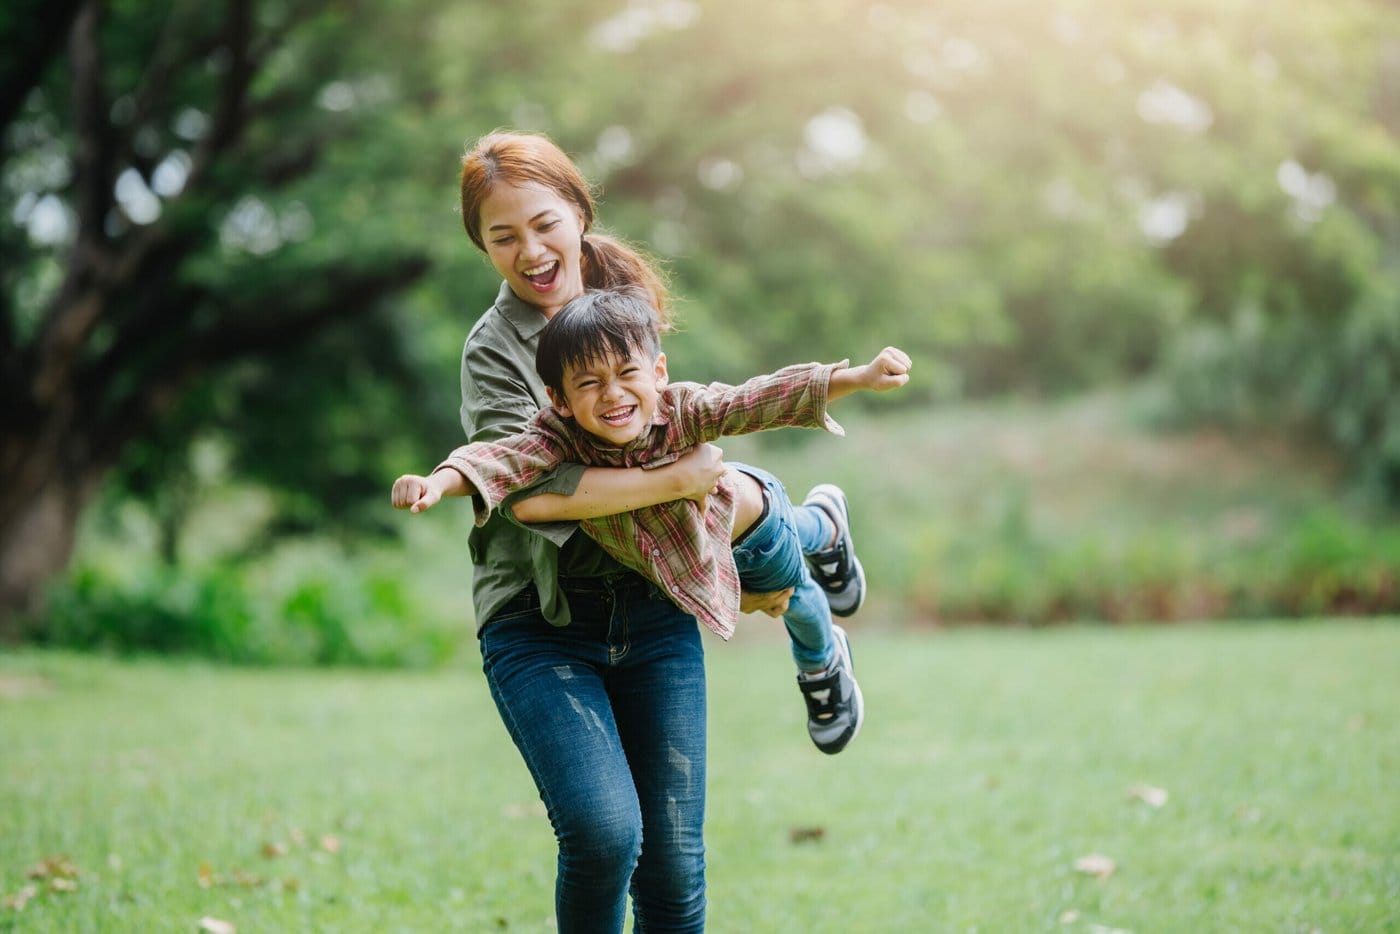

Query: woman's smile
left=478, top=181, right=586, bottom=317
left=523, top=259, right=560, bottom=290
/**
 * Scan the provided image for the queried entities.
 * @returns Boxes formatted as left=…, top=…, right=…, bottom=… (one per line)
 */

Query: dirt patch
left=0, top=674, right=54, bottom=699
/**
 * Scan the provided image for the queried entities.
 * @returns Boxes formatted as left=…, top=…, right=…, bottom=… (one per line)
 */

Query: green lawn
left=2, top=621, right=1397, bottom=931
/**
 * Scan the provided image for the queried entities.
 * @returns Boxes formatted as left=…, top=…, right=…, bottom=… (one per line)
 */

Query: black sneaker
left=803, top=484, right=866, bottom=617
left=796, top=625, right=864, bottom=754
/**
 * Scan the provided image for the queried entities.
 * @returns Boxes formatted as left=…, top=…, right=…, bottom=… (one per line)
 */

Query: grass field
left=2, top=620, right=1397, bottom=932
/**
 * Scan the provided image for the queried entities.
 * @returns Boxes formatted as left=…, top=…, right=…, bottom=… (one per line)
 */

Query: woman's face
left=478, top=181, right=586, bottom=319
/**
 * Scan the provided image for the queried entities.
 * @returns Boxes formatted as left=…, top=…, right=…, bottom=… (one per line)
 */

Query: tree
left=0, top=0, right=447, bottom=633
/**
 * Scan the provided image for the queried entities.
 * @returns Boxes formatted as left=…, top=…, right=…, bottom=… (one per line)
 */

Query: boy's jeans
left=480, top=574, right=707, bottom=933
left=730, top=463, right=836, bottom=672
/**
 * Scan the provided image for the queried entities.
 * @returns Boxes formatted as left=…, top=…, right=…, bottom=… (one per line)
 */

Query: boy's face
left=548, top=348, right=669, bottom=446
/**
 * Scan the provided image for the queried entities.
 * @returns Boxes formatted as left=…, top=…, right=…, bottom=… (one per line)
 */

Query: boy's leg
left=731, top=465, right=865, bottom=754
left=787, top=569, right=864, bottom=754
left=799, top=484, right=867, bottom=617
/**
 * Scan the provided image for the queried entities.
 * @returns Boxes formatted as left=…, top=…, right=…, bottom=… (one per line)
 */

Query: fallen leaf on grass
left=196, top=865, right=264, bottom=890
left=788, top=826, right=825, bottom=844
left=3, top=885, right=38, bottom=911
left=1073, top=853, right=1117, bottom=878
left=228, top=870, right=263, bottom=889
left=197, top=917, right=236, bottom=934
left=48, top=877, right=78, bottom=894
left=0, top=674, right=52, bottom=699
left=26, top=855, right=79, bottom=882
left=319, top=834, right=341, bottom=854
left=261, top=841, right=287, bottom=859
left=1125, top=784, right=1168, bottom=808
left=1058, top=909, right=1080, bottom=924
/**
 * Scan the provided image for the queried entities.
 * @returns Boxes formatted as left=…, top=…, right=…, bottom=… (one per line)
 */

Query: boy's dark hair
left=536, top=288, right=663, bottom=397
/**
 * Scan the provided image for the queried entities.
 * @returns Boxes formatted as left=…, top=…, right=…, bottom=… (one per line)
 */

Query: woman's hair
left=460, top=130, right=672, bottom=328
left=536, top=288, right=662, bottom=398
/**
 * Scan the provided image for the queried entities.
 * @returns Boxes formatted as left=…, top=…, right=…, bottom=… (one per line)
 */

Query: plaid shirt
left=436, top=361, right=845, bottom=639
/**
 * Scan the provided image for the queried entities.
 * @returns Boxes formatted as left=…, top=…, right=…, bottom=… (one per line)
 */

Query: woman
left=452, top=130, right=861, bottom=931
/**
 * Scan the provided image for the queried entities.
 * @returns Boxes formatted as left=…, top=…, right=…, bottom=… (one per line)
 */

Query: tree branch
left=28, top=0, right=115, bottom=408
left=81, top=254, right=431, bottom=462
left=67, top=0, right=114, bottom=252
left=185, top=0, right=254, bottom=192
left=0, top=0, right=86, bottom=140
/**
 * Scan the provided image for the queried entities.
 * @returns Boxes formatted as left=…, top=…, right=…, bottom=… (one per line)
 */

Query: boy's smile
left=549, top=349, right=669, bottom=447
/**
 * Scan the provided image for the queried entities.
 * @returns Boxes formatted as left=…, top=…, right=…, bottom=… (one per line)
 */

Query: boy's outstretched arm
left=392, top=468, right=474, bottom=514
left=828, top=346, right=912, bottom=402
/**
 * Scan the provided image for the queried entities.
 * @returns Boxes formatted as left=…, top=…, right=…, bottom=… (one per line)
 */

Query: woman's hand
left=740, top=587, right=794, bottom=618
left=672, top=443, right=726, bottom=507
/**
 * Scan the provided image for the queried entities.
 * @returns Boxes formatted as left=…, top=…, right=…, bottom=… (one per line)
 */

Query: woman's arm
left=511, top=443, right=726, bottom=522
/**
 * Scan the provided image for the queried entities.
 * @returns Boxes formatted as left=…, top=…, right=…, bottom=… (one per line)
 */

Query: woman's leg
left=479, top=587, right=642, bottom=933
left=608, top=579, right=708, bottom=933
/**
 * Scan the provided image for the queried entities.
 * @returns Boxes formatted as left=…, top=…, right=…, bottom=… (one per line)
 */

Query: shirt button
left=652, top=549, right=661, bottom=557
left=671, top=584, right=681, bottom=593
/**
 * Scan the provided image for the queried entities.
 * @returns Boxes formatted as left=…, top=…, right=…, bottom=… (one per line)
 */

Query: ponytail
left=582, top=233, right=674, bottom=333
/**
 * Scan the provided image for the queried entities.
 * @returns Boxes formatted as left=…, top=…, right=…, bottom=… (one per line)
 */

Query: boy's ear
left=546, top=386, right=572, bottom=417
left=654, top=352, right=669, bottom=389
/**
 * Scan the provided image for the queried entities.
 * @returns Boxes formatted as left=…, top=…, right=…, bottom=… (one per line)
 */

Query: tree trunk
left=0, top=434, right=102, bottom=639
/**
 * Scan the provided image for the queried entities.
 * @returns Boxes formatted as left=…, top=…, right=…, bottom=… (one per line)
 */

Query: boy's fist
left=863, top=346, right=912, bottom=392
left=392, top=474, right=442, bottom=513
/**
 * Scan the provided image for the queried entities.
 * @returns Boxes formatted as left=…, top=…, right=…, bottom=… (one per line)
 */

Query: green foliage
left=409, top=0, right=1400, bottom=497
left=40, top=560, right=460, bottom=667
left=1161, top=275, right=1400, bottom=500
left=916, top=506, right=1400, bottom=625
left=7, top=0, right=1400, bottom=637
left=719, top=394, right=1400, bottom=627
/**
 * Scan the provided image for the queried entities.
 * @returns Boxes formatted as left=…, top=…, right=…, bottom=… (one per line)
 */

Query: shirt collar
left=492, top=281, right=551, bottom=341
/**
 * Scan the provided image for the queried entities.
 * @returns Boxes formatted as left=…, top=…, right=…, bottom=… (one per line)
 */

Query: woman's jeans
left=730, top=464, right=836, bottom=672
left=480, top=573, right=707, bottom=933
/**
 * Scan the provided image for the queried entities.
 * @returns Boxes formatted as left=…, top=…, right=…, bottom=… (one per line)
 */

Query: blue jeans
left=729, top=464, right=835, bottom=672
left=480, top=573, right=707, bottom=933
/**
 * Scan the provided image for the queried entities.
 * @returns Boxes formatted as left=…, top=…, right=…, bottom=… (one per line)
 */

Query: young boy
left=393, top=288, right=911, bottom=753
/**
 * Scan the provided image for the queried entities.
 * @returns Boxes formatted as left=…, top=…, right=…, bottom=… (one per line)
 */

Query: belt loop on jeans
left=559, top=571, right=642, bottom=594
